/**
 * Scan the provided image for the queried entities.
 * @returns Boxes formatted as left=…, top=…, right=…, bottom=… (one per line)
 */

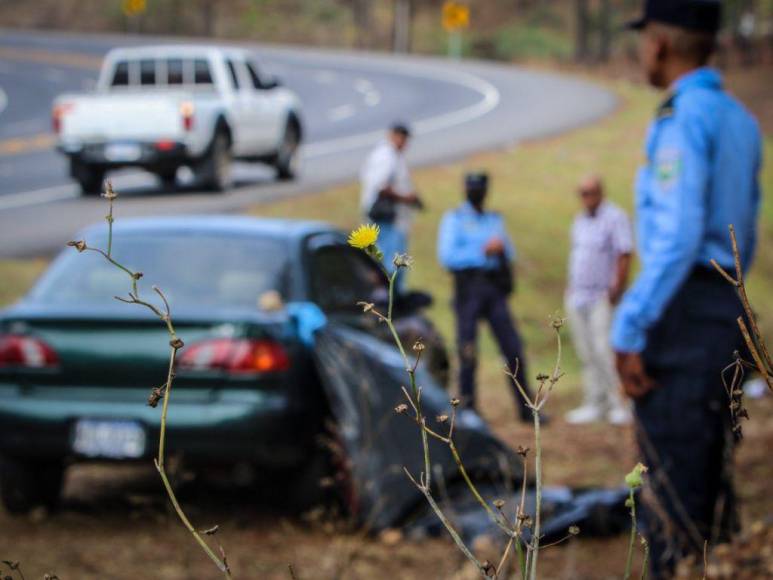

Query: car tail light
left=155, top=140, right=176, bottom=151
left=52, top=102, right=75, bottom=134
left=177, top=338, right=290, bottom=374
left=180, top=101, right=195, bottom=132
left=0, top=335, right=59, bottom=369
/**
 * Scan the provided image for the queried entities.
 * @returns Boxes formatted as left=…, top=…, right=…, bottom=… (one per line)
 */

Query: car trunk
left=4, top=306, right=288, bottom=389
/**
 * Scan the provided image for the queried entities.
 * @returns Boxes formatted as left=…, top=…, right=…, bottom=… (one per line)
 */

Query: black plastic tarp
left=312, top=323, right=629, bottom=544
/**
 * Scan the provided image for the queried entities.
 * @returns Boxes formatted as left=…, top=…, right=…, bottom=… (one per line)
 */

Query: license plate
left=72, top=419, right=146, bottom=459
left=104, top=143, right=142, bottom=162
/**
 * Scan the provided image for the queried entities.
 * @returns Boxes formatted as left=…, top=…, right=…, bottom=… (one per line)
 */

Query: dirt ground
left=2, top=384, right=771, bottom=580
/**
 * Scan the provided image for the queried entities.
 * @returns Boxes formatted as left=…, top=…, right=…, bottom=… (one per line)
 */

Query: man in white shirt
left=360, top=124, right=422, bottom=282
left=565, top=175, right=633, bottom=425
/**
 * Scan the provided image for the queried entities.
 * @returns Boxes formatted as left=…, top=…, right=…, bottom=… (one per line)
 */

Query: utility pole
left=393, top=0, right=413, bottom=53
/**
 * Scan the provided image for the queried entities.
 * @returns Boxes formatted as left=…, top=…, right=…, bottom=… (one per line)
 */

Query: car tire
left=71, top=160, right=105, bottom=196
left=156, top=168, right=178, bottom=191
left=197, top=132, right=232, bottom=192
left=274, top=118, right=301, bottom=181
left=0, top=456, right=65, bottom=515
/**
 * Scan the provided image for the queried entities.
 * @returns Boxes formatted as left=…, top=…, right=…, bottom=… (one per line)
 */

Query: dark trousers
left=453, top=271, right=533, bottom=420
left=637, top=267, right=743, bottom=578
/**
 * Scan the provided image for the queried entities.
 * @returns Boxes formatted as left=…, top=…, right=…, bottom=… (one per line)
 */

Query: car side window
left=245, top=62, right=264, bottom=90
left=111, top=60, right=130, bottom=86
left=226, top=60, right=241, bottom=91
left=310, top=245, right=387, bottom=313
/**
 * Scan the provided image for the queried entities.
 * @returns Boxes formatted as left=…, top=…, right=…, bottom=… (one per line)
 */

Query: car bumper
left=0, top=384, right=308, bottom=467
left=59, top=140, right=191, bottom=169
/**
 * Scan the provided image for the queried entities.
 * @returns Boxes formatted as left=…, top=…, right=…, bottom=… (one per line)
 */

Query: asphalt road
left=0, top=29, right=617, bottom=258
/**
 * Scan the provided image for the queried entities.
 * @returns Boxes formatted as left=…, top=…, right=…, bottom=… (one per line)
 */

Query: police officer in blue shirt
left=613, top=1, right=762, bottom=576
left=438, top=172, right=535, bottom=422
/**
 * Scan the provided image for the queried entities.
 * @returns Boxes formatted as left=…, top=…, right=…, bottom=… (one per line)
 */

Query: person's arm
left=437, top=212, right=486, bottom=270
left=612, top=109, right=710, bottom=355
left=609, top=211, right=634, bottom=304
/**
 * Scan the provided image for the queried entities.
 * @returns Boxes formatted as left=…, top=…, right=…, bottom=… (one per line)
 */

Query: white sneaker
left=565, top=405, right=604, bottom=424
left=607, top=407, right=632, bottom=426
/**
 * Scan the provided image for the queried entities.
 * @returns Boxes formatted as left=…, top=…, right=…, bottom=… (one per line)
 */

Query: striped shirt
left=567, top=201, right=633, bottom=309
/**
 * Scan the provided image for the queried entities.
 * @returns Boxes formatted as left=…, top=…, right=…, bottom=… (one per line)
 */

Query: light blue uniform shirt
left=612, top=68, right=762, bottom=353
left=438, top=202, right=516, bottom=271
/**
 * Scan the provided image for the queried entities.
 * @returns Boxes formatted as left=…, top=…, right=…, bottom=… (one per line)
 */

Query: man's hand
left=608, top=282, right=625, bottom=305
left=484, top=237, right=505, bottom=256
left=615, top=351, right=656, bottom=400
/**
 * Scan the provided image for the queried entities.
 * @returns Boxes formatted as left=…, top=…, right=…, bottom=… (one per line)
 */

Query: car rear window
left=29, top=233, right=291, bottom=310
left=167, top=58, right=184, bottom=85
left=194, top=59, right=213, bottom=85
left=139, top=59, right=156, bottom=85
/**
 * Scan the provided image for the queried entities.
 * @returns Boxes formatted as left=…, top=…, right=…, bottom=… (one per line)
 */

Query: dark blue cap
left=627, top=0, right=721, bottom=34
left=465, top=172, right=489, bottom=191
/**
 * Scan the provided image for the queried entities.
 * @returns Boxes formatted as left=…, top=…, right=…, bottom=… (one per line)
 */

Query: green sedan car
left=0, top=216, right=448, bottom=514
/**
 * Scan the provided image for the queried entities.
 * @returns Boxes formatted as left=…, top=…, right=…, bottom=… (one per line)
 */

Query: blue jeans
left=376, top=222, right=407, bottom=286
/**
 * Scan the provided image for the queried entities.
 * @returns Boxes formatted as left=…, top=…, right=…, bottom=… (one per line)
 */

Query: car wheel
left=71, top=160, right=105, bottom=196
left=156, top=168, right=178, bottom=191
left=275, top=118, right=300, bottom=181
left=0, top=456, right=65, bottom=515
left=197, top=132, right=232, bottom=192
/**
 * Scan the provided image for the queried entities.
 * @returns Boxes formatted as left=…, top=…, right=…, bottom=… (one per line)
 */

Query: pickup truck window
left=139, top=59, right=156, bottom=86
left=111, top=61, right=130, bottom=87
left=226, top=60, right=241, bottom=90
left=194, top=59, right=213, bottom=85
left=246, top=62, right=263, bottom=90
left=167, top=58, right=184, bottom=85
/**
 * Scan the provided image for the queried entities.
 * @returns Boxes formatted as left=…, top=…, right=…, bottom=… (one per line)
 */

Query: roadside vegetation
left=1, top=74, right=771, bottom=578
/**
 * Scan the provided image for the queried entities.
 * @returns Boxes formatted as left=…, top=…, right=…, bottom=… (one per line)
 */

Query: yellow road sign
left=442, top=1, right=469, bottom=32
left=123, top=0, right=146, bottom=17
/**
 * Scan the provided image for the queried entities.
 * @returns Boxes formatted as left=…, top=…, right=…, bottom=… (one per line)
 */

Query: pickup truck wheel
left=275, top=120, right=300, bottom=181
left=0, top=456, right=64, bottom=515
left=71, top=161, right=105, bottom=196
left=156, top=169, right=178, bottom=191
left=198, top=132, right=232, bottom=192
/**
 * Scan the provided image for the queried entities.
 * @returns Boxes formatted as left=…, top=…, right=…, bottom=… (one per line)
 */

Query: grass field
left=1, top=73, right=772, bottom=579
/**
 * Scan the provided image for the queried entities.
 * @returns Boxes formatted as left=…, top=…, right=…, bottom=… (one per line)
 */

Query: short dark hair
left=651, top=22, right=717, bottom=65
left=390, top=123, right=411, bottom=137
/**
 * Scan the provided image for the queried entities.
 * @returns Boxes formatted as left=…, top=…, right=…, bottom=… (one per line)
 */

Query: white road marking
left=364, top=91, right=380, bottom=107
left=304, top=67, right=500, bottom=158
left=0, top=171, right=150, bottom=211
left=327, top=104, right=356, bottom=122
left=0, top=87, right=7, bottom=116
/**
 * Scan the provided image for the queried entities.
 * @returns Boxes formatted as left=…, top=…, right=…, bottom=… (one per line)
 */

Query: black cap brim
left=624, top=16, right=647, bottom=30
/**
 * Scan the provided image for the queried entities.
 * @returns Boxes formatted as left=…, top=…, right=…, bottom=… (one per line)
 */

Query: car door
left=305, top=237, right=388, bottom=322
left=223, top=58, right=258, bottom=155
left=245, top=61, right=284, bottom=153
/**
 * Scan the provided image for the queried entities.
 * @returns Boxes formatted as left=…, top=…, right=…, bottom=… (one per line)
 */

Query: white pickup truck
left=53, top=45, right=304, bottom=194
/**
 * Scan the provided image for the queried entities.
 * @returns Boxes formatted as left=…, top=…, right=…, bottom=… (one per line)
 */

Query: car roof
left=78, top=215, right=337, bottom=241
left=105, top=45, right=254, bottom=61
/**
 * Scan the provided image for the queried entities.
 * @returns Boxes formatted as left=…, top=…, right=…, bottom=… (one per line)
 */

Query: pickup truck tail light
left=178, top=338, right=290, bottom=374
left=180, top=101, right=195, bottom=132
left=52, top=103, right=75, bottom=134
left=0, top=335, right=59, bottom=369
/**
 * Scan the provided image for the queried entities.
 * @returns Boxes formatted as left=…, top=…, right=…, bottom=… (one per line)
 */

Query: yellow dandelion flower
left=348, top=224, right=380, bottom=250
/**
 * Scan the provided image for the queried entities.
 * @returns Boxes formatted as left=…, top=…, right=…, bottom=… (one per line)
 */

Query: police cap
left=626, top=0, right=721, bottom=34
left=465, top=172, right=489, bottom=192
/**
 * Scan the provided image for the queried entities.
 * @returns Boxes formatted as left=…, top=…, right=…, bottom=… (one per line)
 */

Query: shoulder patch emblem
left=654, top=148, right=682, bottom=191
